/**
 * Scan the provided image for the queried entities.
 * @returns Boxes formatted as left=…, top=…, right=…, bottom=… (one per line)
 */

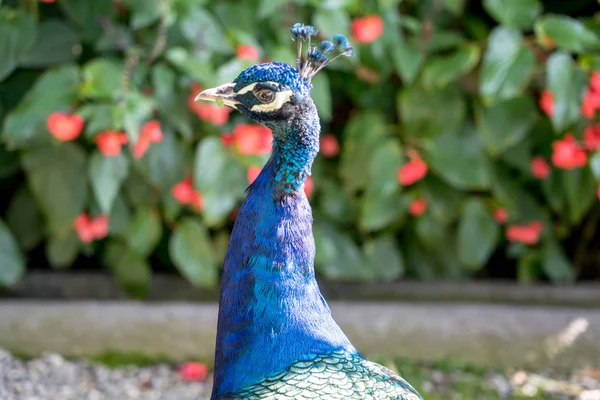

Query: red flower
left=236, top=44, right=260, bottom=61
left=140, top=120, right=163, bottom=143
left=171, top=178, right=195, bottom=205
left=581, top=89, right=600, bottom=119
left=494, top=208, right=508, bottom=224
left=590, top=72, right=600, bottom=93
left=247, top=165, right=262, bottom=184
left=530, top=156, right=551, bottom=180
left=539, top=90, right=554, bottom=117
left=73, top=214, right=109, bottom=243
left=351, top=15, right=384, bottom=44
left=506, top=221, right=543, bottom=245
left=46, top=112, right=84, bottom=141
left=551, top=134, right=588, bottom=170
left=179, top=362, right=208, bottom=382
left=89, top=215, right=109, bottom=240
left=233, top=124, right=273, bottom=155
left=397, top=159, right=428, bottom=186
left=188, top=90, right=232, bottom=126
left=191, top=192, right=204, bottom=212
left=221, top=133, right=235, bottom=148
left=74, top=214, right=94, bottom=244
left=584, top=124, right=600, bottom=151
left=304, top=176, right=314, bottom=198
left=132, top=137, right=151, bottom=159
left=408, top=198, right=427, bottom=217
left=320, top=134, right=340, bottom=158
left=39, top=0, right=55, bottom=3
left=96, top=130, right=128, bottom=157
left=597, top=185, right=600, bottom=201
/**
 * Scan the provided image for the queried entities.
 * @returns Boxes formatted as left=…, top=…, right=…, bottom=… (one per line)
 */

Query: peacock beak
left=194, top=82, right=239, bottom=107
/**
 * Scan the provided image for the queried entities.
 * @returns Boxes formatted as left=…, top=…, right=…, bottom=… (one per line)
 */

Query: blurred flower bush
left=1, top=0, right=600, bottom=295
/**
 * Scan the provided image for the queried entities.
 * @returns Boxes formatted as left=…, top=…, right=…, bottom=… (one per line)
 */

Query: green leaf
left=81, top=59, right=124, bottom=100
left=398, top=84, right=466, bottom=138
left=547, top=52, right=588, bottom=132
left=311, top=73, right=332, bottom=122
left=109, top=195, right=132, bottom=238
left=590, top=151, right=600, bottom=180
left=562, top=168, right=597, bottom=225
left=6, top=187, right=43, bottom=251
left=360, top=189, right=405, bottom=232
left=165, top=48, right=216, bottom=86
left=483, top=0, right=541, bottom=29
left=78, top=103, right=116, bottom=137
left=0, top=9, right=37, bottom=81
left=363, top=236, right=405, bottom=281
left=317, top=181, right=352, bottom=224
left=257, top=0, right=287, bottom=18
left=2, top=65, right=80, bottom=149
left=542, top=238, right=575, bottom=283
left=128, top=0, right=162, bottom=29
left=313, top=9, right=351, bottom=39
left=340, top=112, right=388, bottom=193
left=415, top=212, right=448, bottom=250
left=119, top=91, right=154, bottom=143
left=20, top=20, right=81, bottom=67
left=216, top=58, right=252, bottom=85
left=46, top=232, right=80, bottom=269
left=444, top=0, right=466, bottom=15
left=0, top=144, right=20, bottom=179
left=126, top=208, right=162, bottom=257
left=135, top=130, right=185, bottom=191
left=0, top=219, right=25, bottom=286
left=517, top=250, right=542, bottom=283
left=194, top=138, right=246, bottom=226
left=60, top=0, right=116, bottom=42
left=169, top=218, right=217, bottom=286
left=426, top=125, right=491, bottom=190
left=422, top=45, right=480, bottom=89
left=535, top=15, right=600, bottom=53
left=476, top=96, right=537, bottom=156
left=359, top=141, right=405, bottom=231
left=22, top=143, right=88, bottom=235
left=105, top=241, right=151, bottom=298
left=457, top=198, right=500, bottom=270
left=152, top=64, right=176, bottom=100
left=313, top=221, right=371, bottom=281
left=156, top=92, right=193, bottom=140
left=392, top=41, right=424, bottom=85
left=89, top=152, right=129, bottom=214
left=480, top=27, right=535, bottom=104
left=180, top=8, right=232, bottom=54
left=421, top=177, right=465, bottom=224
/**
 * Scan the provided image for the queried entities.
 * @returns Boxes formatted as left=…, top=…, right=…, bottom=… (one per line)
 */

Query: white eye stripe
left=250, top=90, right=293, bottom=112
left=236, top=81, right=282, bottom=95
left=237, top=82, right=258, bottom=94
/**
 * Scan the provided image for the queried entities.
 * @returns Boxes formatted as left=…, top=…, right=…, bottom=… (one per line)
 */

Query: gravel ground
left=1, top=348, right=599, bottom=400
left=0, top=349, right=211, bottom=400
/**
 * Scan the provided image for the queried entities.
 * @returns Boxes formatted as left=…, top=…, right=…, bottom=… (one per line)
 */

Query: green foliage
left=0, top=0, right=599, bottom=293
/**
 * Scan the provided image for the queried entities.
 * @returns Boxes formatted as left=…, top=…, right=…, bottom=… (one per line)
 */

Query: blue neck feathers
left=211, top=103, right=357, bottom=398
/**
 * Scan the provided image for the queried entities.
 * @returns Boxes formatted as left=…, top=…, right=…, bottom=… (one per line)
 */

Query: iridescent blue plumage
left=195, top=23, right=423, bottom=400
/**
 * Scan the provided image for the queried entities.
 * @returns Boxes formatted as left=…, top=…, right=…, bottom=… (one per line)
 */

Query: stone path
left=0, top=301, right=598, bottom=369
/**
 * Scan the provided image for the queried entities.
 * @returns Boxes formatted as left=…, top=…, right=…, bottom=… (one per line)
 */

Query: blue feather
left=208, top=22, right=422, bottom=400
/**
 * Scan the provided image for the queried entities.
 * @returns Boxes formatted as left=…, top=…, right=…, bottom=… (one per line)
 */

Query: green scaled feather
left=220, top=351, right=423, bottom=400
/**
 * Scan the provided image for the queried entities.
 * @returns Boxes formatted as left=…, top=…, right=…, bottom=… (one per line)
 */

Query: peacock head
left=194, top=23, right=353, bottom=128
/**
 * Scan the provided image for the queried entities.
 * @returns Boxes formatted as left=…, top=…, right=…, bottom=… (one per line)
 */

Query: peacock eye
left=255, top=89, right=275, bottom=104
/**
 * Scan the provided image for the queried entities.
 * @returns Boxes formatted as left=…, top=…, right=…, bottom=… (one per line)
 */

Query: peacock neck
left=211, top=108, right=356, bottom=399
left=267, top=99, right=320, bottom=193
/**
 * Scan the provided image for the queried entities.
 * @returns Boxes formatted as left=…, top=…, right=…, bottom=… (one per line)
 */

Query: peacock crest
left=290, top=23, right=354, bottom=81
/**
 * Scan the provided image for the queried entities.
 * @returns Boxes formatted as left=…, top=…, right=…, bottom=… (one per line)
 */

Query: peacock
left=195, top=23, right=423, bottom=400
